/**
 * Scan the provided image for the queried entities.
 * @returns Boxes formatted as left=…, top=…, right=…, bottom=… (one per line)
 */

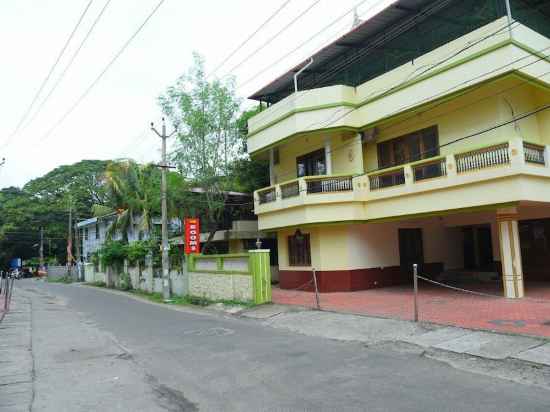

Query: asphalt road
left=18, top=280, right=550, bottom=411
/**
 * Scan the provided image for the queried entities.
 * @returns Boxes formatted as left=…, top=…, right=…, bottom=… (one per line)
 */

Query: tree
left=23, top=160, right=109, bottom=216
left=0, top=187, right=67, bottom=267
left=158, top=53, right=242, bottom=252
left=101, top=160, right=162, bottom=241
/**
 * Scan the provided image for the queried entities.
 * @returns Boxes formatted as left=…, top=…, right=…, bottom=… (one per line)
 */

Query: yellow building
left=248, top=0, right=550, bottom=298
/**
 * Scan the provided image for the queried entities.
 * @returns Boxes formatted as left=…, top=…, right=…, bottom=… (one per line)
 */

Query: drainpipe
left=504, top=0, right=513, bottom=39
left=294, top=58, right=314, bottom=93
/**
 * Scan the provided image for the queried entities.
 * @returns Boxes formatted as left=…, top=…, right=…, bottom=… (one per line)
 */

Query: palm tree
left=101, top=160, right=161, bottom=242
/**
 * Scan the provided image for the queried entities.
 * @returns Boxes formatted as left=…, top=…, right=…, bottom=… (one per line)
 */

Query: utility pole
left=75, top=220, right=81, bottom=281
left=151, top=118, right=177, bottom=301
left=67, top=197, right=73, bottom=276
left=39, top=227, right=44, bottom=273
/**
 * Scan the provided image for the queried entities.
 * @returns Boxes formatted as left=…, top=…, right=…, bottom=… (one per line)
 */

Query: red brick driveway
left=272, top=281, right=550, bottom=338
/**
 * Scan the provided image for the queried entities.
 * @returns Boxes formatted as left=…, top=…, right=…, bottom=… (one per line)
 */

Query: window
left=377, top=126, right=439, bottom=169
left=297, top=149, right=326, bottom=177
left=84, top=228, right=88, bottom=241
left=95, top=224, right=100, bottom=240
left=288, top=231, right=311, bottom=266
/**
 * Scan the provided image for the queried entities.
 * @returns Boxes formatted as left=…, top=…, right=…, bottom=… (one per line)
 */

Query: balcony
left=256, top=174, right=356, bottom=209
left=254, top=139, right=550, bottom=230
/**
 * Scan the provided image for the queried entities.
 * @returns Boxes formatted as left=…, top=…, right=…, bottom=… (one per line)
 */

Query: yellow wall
left=363, top=78, right=545, bottom=171
left=277, top=219, right=464, bottom=272
left=248, top=20, right=550, bottom=155
left=273, top=131, right=363, bottom=184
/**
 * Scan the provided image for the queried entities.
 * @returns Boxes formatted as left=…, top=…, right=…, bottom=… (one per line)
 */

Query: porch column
left=497, top=207, right=524, bottom=298
left=269, top=148, right=275, bottom=185
left=324, top=136, right=332, bottom=175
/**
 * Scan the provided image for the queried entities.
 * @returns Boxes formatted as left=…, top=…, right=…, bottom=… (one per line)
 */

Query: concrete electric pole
left=151, top=118, right=177, bottom=301
left=39, top=227, right=44, bottom=273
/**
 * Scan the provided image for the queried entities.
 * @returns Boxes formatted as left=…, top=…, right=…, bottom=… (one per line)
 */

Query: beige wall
left=277, top=219, right=464, bottom=272
left=363, top=78, right=546, bottom=171
left=248, top=19, right=550, bottom=155
left=273, top=131, right=363, bottom=184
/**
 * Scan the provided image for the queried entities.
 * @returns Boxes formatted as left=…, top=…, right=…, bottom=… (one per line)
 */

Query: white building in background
left=76, top=213, right=181, bottom=262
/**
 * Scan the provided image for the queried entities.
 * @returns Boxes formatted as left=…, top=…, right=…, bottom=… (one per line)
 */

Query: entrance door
left=477, top=226, right=494, bottom=271
left=462, top=226, right=494, bottom=271
left=399, top=228, right=424, bottom=274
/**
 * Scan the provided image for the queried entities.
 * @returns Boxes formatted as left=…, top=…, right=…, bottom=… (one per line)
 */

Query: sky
left=0, top=0, right=392, bottom=189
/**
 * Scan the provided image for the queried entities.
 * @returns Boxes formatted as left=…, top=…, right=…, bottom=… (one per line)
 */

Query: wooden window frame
left=377, top=125, right=439, bottom=169
left=296, top=148, right=326, bottom=177
left=288, top=233, right=311, bottom=266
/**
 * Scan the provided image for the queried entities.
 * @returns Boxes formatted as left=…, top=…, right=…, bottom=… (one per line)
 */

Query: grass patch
left=128, top=289, right=255, bottom=308
left=85, top=281, right=106, bottom=288
left=84, top=282, right=256, bottom=309
left=47, top=275, right=73, bottom=284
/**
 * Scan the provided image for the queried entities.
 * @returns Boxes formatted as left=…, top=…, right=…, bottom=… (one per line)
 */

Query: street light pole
left=151, top=118, right=177, bottom=301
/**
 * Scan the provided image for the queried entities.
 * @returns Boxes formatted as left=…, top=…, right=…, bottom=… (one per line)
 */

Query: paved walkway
left=272, top=281, right=550, bottom=338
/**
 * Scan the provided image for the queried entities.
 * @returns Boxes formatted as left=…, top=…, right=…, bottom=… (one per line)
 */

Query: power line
left=247, top=2, right=512, bottom=134
left=21, top=0, right=113, bottom=132
left=223, top=0, right=322, bottom=79
left=271, top=45, right=550, bottom=182
left=38, top=0, right=167, bottom=143
left=3, top=0, right=94, bottom=147
left=208, top=0, right=293, bottom=78
left=263, top=102, right=550, bottom=200
left=237, top=0, right=381, bottom=91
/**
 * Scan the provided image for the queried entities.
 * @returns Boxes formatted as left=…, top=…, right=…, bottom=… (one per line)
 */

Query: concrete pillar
left=509, top=138, right=526, bottom=168
left=324, top=136, right=332, bottom=175
left=146, top=253, right=154, bottom=293
left=269, top=148, right=276, bottom=185
left=497, top=207, right=524, bottom=298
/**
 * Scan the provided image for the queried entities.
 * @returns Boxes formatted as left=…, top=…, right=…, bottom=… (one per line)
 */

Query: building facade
left=248, top=0, right=550, bottom=298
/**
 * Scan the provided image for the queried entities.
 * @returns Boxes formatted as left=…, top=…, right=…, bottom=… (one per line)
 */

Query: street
left=5, top=279, right=550, bottom=411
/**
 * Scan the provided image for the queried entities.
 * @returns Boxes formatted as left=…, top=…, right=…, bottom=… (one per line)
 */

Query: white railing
left=455, top=143, right=510, bottom=174
left=257, top=187, right=276, bottom=204
left=368, top=168, right=405, bottom=190
left=523, top=142, right=545, bottom=165
left=280, top=180, right=300, bottom=199
left=306, top=175, right=353, bottom=194
left=412, top=157, right=447, bottom=182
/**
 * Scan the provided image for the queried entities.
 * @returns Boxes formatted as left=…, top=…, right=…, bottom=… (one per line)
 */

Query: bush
left=118, top=272, right=132, bottom=291
left=126, top=241, right=150, bottom=265
left=98, top=240, right=127, bottom=267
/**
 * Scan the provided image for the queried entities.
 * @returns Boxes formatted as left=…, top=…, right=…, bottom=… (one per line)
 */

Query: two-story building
left=249, top=0, right=550, bottom=298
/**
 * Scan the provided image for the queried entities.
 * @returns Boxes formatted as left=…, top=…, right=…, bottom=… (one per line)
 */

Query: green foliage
left=98, top=240, right=127, bottom=267
left=47, top=275, right=73, bottom=284
left=118, top=272, right=132, bottom=291
left=86, top=280, right=106, bottom=287
left=125, top=240, right=151, bottom=265
left=103, top=160, right=163, bottom=241
left=23, top=160, right=109, bottom=216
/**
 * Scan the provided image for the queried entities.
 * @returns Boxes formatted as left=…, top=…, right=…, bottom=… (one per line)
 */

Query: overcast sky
left=0, top=0, right=391, bottom=189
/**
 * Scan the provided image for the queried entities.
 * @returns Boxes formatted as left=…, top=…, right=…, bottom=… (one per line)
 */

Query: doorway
left=463, top=225, right=494, bottom=271
left=399, top=228, right=424, bottom=275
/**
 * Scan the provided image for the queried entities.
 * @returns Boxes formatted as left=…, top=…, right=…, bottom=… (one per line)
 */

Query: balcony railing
left=306, top=175, right=353, bottom=194
left=524, top=142, right=546, bottom=165
left=413, top=157, right=447, bottom=182
left=280, top=180, right=300, bottom=199
left=255, top=139, right=550, bottom=211
left=368, top=168, right=405, bottom=191
left=455, top=143, right=510, bottom=174
left=258, top=187, right=276, bottom=204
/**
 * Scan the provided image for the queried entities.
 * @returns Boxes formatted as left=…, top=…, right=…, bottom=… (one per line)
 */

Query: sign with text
left=184, top=218, right=200, bottom=255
